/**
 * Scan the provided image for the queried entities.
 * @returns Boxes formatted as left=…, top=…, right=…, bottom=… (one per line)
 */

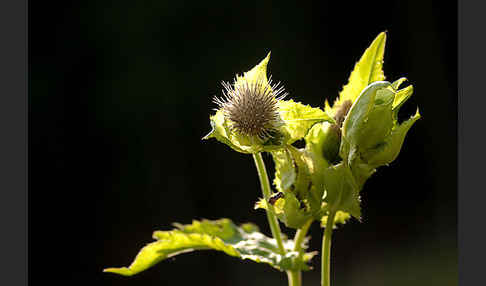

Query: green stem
left=252, top=152, right=286, bottom=254
left=287, top=219, right=313, bottom=286
left=286, top=270, right=301, bottom=286
left=321, top=211, right=336, bottom=286
left=294, top=219, right=313, bottom=253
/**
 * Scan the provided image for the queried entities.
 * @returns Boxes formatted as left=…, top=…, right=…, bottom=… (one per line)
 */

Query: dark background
left=30, top=1, right=457, bottom=285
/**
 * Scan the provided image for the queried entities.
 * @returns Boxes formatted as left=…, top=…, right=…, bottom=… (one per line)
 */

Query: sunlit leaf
left=268, top=149, right=313, bottom=229
left=104, top=219, right=316, bottom=276
left=203, top=109, right=247, bottom=153
left=326, top=32, right=387, bottom=115
left=278, top=100, right=335, bottom=144
left=391, top=77, right=407, bottom=90
left=392, top=85, right=414, bottom=116
left=235, top=52, right=271, bottom=88
left=320, top=211, right=352, bottom=229
left=272, top=149, right=296, bottom=192
left=280, top=193, right=313, bottom=229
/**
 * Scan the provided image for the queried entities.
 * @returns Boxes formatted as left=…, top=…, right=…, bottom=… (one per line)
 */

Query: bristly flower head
left=204, top=52, right=334, bottom=154
left=213, top=75, right=287, bottom=141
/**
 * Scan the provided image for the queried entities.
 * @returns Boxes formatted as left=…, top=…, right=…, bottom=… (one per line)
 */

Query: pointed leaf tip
left=103, top=268, right=132, bottom=276
left=234, top=52, right=272, bottom=92
left=415, top=107, right=421, bottom=117
left=391, top=77, right=408, bottom=90
left=331, top=32, right=387, bottom=114
left=202, top=130, right=213, bottom=140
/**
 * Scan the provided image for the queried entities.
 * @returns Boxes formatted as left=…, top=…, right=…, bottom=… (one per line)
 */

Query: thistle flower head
left=213, top=75, right=287, bottom=140
left=204, top=52, right=334, bottom=154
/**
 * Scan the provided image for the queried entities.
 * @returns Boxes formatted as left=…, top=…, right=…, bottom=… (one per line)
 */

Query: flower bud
left=320, top=100, right=352, bottom=164
left=341, top=80, right=420, bottom=168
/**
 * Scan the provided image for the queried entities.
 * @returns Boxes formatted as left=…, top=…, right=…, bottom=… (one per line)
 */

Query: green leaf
left=203, top=109, right=248, bottom=153
left=280, top=193, right=313, bottom=229
left=270, top=139, right=337, bottom=226
left=304, top=122, right=337, bottom=167
left=341, top=81, right=392, bottom=163
left=322, top=163, right=361, bottom=219
left=268, top=149, right=314, bottom=229
left=392, top=85, right=414, bottom=117
left=320, top=211, right=352, bottom=229
left=235, top=52, right=271, bottom=88
left=272, top=149, right=296, bottom=192
left=254, top=196, right=285, bottom=215
left=255, top=193, right=312, bottom=229
left=291, top=127, right=333, bottom=217
left=286, top=146, right=314, bottom=201
left=254, top=197, right=270, bottom=211
left=349, top=158, right=376, bottom=190
left=326, top=32, right=387, bottom=116
left=391, top=77, right=408, bottom=90
left=278, top=100, right=335, bottom=144
left=203, top=109, right=287, bottom=154
left=357, top=85, right=395, bottom=150
left=364, top=109, right=421, bottom=167
left=104, top=219, right=316, bottom=276
left=284, top=146, right=326, bottom=219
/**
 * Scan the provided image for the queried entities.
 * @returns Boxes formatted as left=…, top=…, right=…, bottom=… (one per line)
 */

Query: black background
left=30, top=1, right=457, bottom=285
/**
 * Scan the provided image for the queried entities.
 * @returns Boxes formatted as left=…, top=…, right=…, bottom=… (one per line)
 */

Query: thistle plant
left=104, top=32, right=420, bottom=286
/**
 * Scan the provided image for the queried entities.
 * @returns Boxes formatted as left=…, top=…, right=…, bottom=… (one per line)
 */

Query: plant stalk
left=287, top=219, right=313, bottom=286
left=252, top=152, right=286, bottom=254
left=321, top=211, right=336, bottom=286
left=286, top=270, right=301, bottom=286
left=293, top=219, right=313, bottom=253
